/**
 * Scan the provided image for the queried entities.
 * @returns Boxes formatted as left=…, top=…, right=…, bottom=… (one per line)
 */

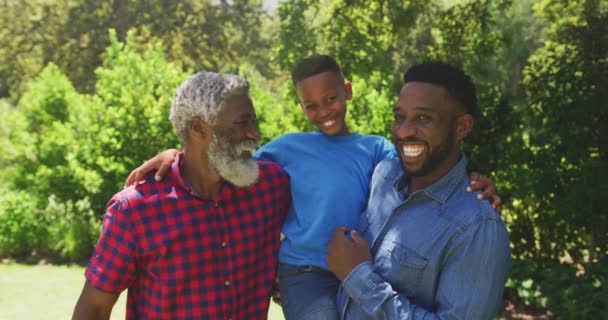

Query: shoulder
left=443, top=184, right=505, bottom=232
left=373, top=158, right=402, bottom=179
left=256, top=160, right=289, bottom=183
left=257, top=133, right=314, bottom=157
left=267, top=132, right=314, bottom=145
left=356, top=133, right=391, bottom=144
left=109, top=174, right=175, bottom=213
left=354, top=134, right=396, bottom=159
left=366, top=158, right=403, bottom=191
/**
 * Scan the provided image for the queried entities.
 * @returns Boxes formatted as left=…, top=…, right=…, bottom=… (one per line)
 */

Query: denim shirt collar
left=393, top=153, right=469, bottom=204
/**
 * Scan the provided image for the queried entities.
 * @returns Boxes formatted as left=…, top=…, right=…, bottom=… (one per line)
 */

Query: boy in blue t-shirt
left=126, top=55, right=500, bottom=320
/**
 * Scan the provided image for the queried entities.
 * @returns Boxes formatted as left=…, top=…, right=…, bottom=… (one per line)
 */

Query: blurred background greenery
left=0, top=0, right=606, bottom=318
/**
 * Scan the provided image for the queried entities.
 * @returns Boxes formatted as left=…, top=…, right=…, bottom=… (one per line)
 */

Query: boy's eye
left=417, top=115, right=431, bottom=122
left=327, top=96, right=336, bottom=103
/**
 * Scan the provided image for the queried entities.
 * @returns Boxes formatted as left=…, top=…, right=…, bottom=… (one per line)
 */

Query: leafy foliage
left=0, top=0, right=605, bottom=316
left=0, top=29, right=187, bottom=261
left=0, top=0, right=272, bottom=98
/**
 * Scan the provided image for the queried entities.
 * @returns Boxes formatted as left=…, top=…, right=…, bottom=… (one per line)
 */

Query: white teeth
left=402, top=145, right=424, bottom=157
left=322, top=120, right=335, bottom=127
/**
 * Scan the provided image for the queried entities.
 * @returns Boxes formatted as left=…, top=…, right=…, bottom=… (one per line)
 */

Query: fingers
left=467, top=173, right=488, bottom=192
left=468, top=175, right=503, bottom=213
left=350, top=230, right=369, bottom=247
left=476, top=184, right=497, bottom=200
left=469, top=171, right=480, bottom=182
left=328, top=227, right=347, bottom=249
left=155, top=159, right=172, bottom=181
left=491, top=195, right=502, bottom=213
left=124, top=171, right=137, bottom=188
left=271, top=277, right=281, bottom=305
left=124, top=165, right=145, bottom=187
left=334, top=227, right=349, bottom=237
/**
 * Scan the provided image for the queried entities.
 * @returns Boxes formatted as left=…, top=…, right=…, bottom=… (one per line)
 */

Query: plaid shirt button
left=225, top=280, right=231, bottom=286
left=221, top=241, right=227, bottom=247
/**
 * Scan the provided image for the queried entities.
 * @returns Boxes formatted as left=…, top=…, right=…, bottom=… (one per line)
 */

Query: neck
left=338, top=125, right=351, bottom=136
left=181, top=148, right=223, bottom=198
left=408, top=150, right=461, bottom=193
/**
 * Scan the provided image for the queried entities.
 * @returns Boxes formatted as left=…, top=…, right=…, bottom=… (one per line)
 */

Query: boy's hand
left=271, top=277, right=282, bottom=305
left=467, top=171, right=501, bottom=212
left=124, top=149, right=180, bottom=187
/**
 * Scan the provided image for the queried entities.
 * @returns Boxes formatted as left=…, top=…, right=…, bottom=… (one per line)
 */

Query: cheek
left=303, top=109, right=316, bottom=122
left=334, top=100, right=347, bottom=113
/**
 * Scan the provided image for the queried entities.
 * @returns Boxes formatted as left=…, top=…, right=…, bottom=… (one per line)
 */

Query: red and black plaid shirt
left=85, top=153, right=290, bottom=319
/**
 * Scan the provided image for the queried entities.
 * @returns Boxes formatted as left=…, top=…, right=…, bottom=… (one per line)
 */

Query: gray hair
left=169, top=71, right=250, bottom=144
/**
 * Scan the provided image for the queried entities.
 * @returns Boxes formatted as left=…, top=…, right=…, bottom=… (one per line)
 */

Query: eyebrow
left=393, top=105, right=436, bottom=113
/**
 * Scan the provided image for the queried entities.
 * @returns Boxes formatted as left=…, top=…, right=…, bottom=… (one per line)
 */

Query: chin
left=221, top=159, right=260, bottom=188
left=323, top=125, right=347, bottom=136
left=400, top=158, right=427, bottom=177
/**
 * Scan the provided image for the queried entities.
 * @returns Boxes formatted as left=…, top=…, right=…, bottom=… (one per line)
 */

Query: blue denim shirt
left=337, top=155, right=511, bottom=319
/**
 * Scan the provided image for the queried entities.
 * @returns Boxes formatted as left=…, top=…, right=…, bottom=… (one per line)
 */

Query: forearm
left=342, top=221, right=511, bottom=319
left=72, top=304, right=113, bottom=320
left=343, top=253, right=509, bottom=318
left=342, top=262, right=440, bottom=319
left=72, top=282, right=119, bottom=320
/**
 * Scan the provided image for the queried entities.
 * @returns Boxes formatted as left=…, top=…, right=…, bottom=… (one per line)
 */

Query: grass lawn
left=0, top=262, right=284, bottom=320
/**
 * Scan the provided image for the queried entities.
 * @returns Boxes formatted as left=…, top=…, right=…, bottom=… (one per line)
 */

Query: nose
left=246, top=124, right=260, bottom=142
left=318, top=104, right=331, bottom=118
left=394, top=120, right=417, bottom=139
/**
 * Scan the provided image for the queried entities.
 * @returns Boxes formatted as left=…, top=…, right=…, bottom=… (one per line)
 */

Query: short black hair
left=291, top=54, right=343, bottom=85
left=403, top=62, right=478, bottom=117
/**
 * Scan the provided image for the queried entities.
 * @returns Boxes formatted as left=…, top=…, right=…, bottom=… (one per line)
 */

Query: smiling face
left=295, top=71, right=352, bottom=136
left=391, top=81, right=473, bottom=187
left=207, top=93, right=260, bottom=187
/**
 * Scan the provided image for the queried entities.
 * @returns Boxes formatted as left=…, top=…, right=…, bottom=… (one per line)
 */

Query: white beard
left=208, top=133, right=259, bottom=188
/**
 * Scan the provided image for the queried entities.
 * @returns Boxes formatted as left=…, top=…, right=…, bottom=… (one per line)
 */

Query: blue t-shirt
left=254, top=132, right=396, bottom=269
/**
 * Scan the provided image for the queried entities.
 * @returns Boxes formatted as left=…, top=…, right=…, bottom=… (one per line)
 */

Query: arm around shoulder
left=72, top=281, right=120, bottom=320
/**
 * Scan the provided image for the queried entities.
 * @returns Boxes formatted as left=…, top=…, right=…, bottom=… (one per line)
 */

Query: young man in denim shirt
left=326, top=62, right=511, bottom=319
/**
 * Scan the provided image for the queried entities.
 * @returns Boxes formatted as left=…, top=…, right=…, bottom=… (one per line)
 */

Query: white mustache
left=235, top=141, right=257, bottom=153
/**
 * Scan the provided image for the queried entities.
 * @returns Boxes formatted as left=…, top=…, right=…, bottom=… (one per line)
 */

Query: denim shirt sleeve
left=342, top=218, right=511, bottom=319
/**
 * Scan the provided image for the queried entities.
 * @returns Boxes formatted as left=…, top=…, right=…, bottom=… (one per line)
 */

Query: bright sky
left=263, top=0, right=279, bottom=12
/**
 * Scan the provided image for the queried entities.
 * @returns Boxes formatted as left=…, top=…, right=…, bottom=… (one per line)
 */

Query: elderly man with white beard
left=72, top=71, right=292, bottom=320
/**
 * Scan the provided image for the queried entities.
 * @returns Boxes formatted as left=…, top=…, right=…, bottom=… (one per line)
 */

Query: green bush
left=0, top=190, right=47, bottom=257
left=508, top=259, right=608, bottom=319
left=0, top=29, right=187, bottom=260
left=45, top=196, right=100, bottom=262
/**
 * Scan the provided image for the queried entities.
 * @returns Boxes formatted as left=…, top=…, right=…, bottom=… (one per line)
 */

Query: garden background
left=0, top=0, right=606, bottom=318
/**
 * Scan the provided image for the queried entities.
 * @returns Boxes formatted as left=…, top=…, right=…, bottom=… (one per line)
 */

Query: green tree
left=0, top=0, right=273, bottom=98
left=0, top=29, right=188, bottom=261
left=515, top=0, right=607, bottom=316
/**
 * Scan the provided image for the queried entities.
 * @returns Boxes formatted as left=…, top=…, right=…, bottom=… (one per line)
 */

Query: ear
left=189, top=117, right=211, bottom=141
left=344, top=82, right=353, bottom=101
left=455, top=114, right=474, bottom=141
